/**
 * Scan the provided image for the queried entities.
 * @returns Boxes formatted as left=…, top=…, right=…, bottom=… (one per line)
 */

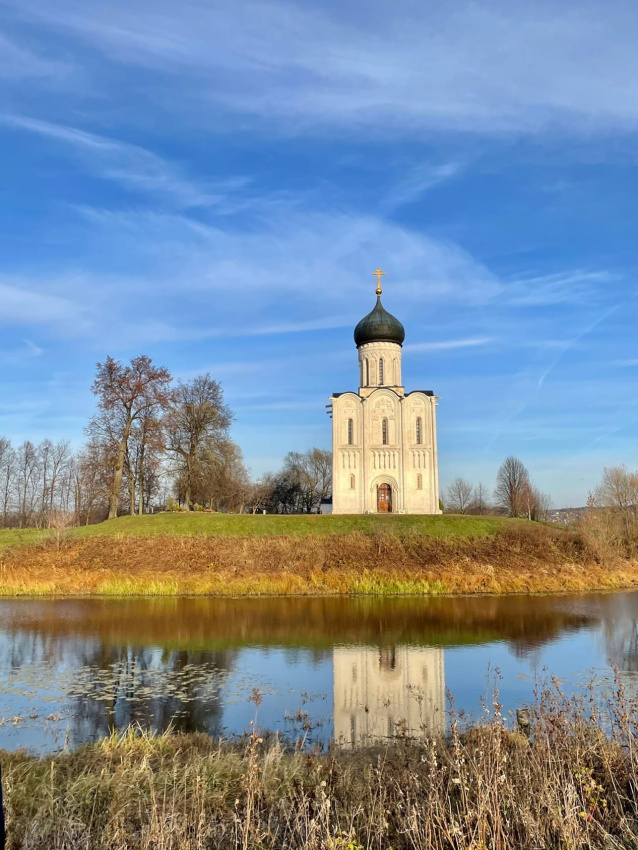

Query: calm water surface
left=0, top=592, right=637, bottom=753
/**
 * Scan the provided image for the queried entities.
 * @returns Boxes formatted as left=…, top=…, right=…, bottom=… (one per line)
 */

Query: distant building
left=329, top=269, right=441, bottom=514
left=319, top=498, right=333, bottom=515
left=333, top=645, right=445, bottom=746
left=547, top=507, right=586, bottom=526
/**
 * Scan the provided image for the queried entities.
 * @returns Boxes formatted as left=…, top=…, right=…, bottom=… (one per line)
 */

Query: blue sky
left=0, top=0, right=636, bottom=506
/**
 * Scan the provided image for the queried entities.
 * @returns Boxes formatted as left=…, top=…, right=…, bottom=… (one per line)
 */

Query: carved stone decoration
left=340, top=450, right=358, bottom=470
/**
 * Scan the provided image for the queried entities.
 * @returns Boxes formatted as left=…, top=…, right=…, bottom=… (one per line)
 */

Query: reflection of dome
left=354, top=296, right=405, bottom=347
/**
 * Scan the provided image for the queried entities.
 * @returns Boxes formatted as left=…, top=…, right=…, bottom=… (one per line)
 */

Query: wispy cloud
left=0, top=114, right=249, bottom=208
left=23, top=339, right=43, bottom=357
left=404, top=337, right=494, bottom=353
left=8, top=0, right=637, bottom=136
left=0, top=340, right=44, bottom=367
left=0, top=33, right=69, bottom=79
left=64, top=203, right=507, bottom=309
left=6, top=200, right=618, bottom=358
left=504, top=270, right=618, bottom=307
left=0, top=279, right=86, bottom=328
left=382, top=162, right=463, bottom=212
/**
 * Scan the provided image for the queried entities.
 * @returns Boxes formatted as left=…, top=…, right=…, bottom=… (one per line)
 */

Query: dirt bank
left=1, top=524, right=637, bottom=596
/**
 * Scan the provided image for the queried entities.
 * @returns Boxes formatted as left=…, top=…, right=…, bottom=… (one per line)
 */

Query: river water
left=0, top=591, right=636, bottom=753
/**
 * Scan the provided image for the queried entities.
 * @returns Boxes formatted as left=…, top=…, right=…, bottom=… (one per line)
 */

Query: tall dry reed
left=1, top=680, right=637, bottom=849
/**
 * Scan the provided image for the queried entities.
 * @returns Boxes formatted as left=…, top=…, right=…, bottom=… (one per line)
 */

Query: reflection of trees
left=0, top=625, right=236, bottom=748
left=68, top=645, right=236, bottom=747
left=0, top=596, right=604, bottom=654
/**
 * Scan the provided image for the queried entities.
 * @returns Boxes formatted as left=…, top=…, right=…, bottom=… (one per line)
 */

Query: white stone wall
left=331, top=387, right=441, bottom=515
left=331, top=392, right=364, bottom=513
left=357, top=341, right=403, bottom=397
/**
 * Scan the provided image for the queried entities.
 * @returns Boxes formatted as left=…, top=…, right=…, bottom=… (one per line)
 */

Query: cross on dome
left=373, top=267, right=385, bottom=295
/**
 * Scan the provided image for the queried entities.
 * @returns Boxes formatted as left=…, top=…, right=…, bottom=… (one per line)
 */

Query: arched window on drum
left=379, top=358, right=384, bottom=385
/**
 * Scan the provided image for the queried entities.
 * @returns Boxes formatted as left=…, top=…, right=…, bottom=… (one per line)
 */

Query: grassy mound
left=0, top=511, right=514, bottom=551
left=1, top=519, right=636, bottom=597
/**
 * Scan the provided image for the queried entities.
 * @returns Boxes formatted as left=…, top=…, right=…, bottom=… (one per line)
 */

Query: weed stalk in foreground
left=0, top=680, right=637, bottom=849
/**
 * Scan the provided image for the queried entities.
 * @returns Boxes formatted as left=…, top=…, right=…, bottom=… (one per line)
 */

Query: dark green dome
left=354, top=296, right=405, bottom=347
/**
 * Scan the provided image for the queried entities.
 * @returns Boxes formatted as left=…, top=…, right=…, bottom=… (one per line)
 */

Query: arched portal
left=377, top=483, right=392, bottom=513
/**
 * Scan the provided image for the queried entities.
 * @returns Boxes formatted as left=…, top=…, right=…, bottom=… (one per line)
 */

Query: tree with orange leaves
left=88, top=356, right=172, bottom=520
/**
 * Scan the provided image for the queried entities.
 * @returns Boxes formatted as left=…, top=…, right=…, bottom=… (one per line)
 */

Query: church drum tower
left=329, top=270, right=441, bottom=515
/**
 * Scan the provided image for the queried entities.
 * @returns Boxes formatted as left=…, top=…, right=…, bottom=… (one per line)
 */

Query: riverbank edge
left=1, top=524, right=636, bottom=597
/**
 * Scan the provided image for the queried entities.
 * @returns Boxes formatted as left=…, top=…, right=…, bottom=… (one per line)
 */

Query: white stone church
left=329, top=270, right=441, bottom=514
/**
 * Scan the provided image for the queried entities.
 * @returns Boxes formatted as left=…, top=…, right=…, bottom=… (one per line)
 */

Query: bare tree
left=0, top=437, right=76, bottom=528
left=281, top=449, right=332, bottom=513
left=593, top=465, right=638, bottom=514
left=445, top=477, right=474, bottom=514
left=589, top=465, right=638, bottom=551
left=0, top=438, right=16, bottom=527
left=16, top=441, right=40, bottom=527
left=523, top=484, right=552, bottom=522
left=165, top=375, right=233, bottom=511
left=202, top=441, right=250, bottom=513
left=248, top=474, right=276, bottom=514
left=494, top=456, right=531, bottom=518
left=471, top=482, right=491, bottom=515
left=89, top=356, right=172, bottom=519
left=74, top=440, right=111, bottom=525
left=50, top=441, right=72, bottom=511
left=40, top=440, right=72, bottom=516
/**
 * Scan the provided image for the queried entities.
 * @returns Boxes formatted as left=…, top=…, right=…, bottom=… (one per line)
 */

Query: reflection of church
left=330, top=269, right=441, bottom=514
left=333, top=645, right=445, bottom=746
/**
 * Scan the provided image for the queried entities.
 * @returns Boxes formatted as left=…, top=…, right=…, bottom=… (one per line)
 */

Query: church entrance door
left=377, top=484, right=392, bottom=513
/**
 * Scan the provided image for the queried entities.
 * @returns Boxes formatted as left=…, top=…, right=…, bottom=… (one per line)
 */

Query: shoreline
left=2, top=586, right=638, bottom=600
left=1, top=577, right=638, bottom=599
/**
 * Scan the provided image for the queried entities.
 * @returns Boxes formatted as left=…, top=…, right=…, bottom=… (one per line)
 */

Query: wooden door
left=377, top=484, right=392, bottom=513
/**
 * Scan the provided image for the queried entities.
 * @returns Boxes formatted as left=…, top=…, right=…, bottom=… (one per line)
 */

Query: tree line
left=582, top=465, right=638, bottom=557
left=0, top=354, right=331, bottom=528
left=445, top=456, right=552, bottom=520
left=3, top=352, right=631, bottom=532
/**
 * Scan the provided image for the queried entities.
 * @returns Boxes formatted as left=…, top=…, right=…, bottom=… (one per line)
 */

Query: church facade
left=330, top=270, right=441, bottom=515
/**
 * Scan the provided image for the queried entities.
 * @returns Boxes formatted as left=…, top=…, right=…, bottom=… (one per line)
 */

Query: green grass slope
left=0, top=511, right=516, bottom=550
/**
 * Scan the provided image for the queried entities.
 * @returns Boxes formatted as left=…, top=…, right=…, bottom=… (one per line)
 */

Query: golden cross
left=373, top=267, right=385, bottom=295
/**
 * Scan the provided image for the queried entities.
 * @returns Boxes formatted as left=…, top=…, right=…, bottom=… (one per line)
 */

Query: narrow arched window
left=382, top=418, right=388, bottom=445
left=347, top=418, right=353, bottom=445
left=379, top=358, right=384, bottom=385
left=417, top=474, right=423, bottom=490
left=416, top=417, right=422, bottom=445
left=365, top=359, right=369, bottom=386
left=350, top=474, right=355, bottom=489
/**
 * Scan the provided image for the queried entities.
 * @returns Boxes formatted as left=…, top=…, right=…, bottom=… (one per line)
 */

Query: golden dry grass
left=2, top=682, right=637, bottom=849
left=0, top=523, right=637, bottom=596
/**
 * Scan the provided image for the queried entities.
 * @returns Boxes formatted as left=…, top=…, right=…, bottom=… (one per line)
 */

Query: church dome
left=354, top=296, right=405, bottom=347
